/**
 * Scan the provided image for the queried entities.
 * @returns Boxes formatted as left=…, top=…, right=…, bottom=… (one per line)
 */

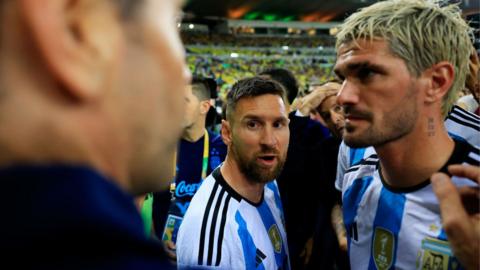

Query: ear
left=20, top=0, right=122, bottom=101
left=199, top=100, right=212, bottom=115
left=221, top=119, right=232, bottom=146
left=423, top=61, right=455, bottom=104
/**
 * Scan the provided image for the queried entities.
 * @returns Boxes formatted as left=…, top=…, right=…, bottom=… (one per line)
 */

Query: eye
left=247, top=120, right=259, bottom=129
left=357, top=68, right=376, bottom=82
left=273, top=121, right=286, bottom=129
left=333, top=105, right=343, bottom=113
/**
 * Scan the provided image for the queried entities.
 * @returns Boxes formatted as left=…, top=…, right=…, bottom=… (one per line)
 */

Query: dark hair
left=191, top=77, right=213, bottom=101
left=226, top=76, right=286, bottom=122
left=259, top=68, right=298, bottom=104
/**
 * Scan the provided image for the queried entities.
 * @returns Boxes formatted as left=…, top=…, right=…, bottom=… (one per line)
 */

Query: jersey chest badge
left=372, top=227, right=395, bottom=270
left=416, top=237, right=462, bottom=270
left=268, top=224, right=282, bottom=253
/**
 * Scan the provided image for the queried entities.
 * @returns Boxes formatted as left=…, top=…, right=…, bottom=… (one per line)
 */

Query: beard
left=231, top=143, right=286, bottom=184
left=343, top=85, right=418, bottom=148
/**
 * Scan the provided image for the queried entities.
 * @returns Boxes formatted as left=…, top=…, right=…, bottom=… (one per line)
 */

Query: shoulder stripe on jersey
left=468, top=151, right=480, bottom=162
left=466, top=156, right=479, bottom=166
left=451, top=106, right=480, bottom=124
left=448, top=114, right=480, bottom=131
left=346, top=167, right=360, bottom=173
left=198, top=181, right=220, bottom=265
left=215, top=194, right=232, bottom=266
left=207, top=188, right=226, bottom=266
left=350, top=148, right=366, bottom=166
left=346, top=160, right=378, bottom=173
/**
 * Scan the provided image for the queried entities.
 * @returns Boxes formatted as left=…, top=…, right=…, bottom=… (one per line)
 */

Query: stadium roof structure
left=183, top=0, right=479, bottom=23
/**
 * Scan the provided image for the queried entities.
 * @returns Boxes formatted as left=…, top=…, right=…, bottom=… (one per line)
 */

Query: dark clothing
left=307, top=136, right=350, bottom=270
left=277, top=112, right=327, bottom=270
left=152, top=131, right=226, bottom=239
left=0, top=165, right=171, bottom=269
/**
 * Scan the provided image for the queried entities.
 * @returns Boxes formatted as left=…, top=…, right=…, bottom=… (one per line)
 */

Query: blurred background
left=179, top=0, right=479, bottom=99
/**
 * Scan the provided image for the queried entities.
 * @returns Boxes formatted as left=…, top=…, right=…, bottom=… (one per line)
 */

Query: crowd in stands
left=181, top=32, right=336, bottom=48
left=182, top=33, right=337, bottom=97
left=187, top=55, right=335, bottom=99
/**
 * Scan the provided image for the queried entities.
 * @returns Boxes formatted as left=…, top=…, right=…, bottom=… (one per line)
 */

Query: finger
left=431, top=172, right=471, bottom=243
left=448, top=165, right=480, bottom=184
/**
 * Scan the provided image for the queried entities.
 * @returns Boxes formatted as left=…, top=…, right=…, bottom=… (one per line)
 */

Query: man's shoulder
left=182, top=169, right=239, bottom=223
left=340, top=154, right=380, bottom=190
left=445, top=105, right=480, bottom=146
left=177, top=169, right=241, bottom=269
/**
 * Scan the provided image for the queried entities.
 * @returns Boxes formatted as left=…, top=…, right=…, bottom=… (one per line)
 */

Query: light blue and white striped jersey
left=177, top=167, right=290, bottom=270
left=336, top=105, right=480, bottom=191
left=338, top=140, right=479, bottom=270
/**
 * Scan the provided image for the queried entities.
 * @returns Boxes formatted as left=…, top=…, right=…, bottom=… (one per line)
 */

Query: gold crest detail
left=268, top=224, right=282, bottom=253
left=372, top=227, right=395, bottom=270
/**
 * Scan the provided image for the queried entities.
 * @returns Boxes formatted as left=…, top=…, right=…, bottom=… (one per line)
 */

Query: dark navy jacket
left=0, top=165, right=171, bottom=269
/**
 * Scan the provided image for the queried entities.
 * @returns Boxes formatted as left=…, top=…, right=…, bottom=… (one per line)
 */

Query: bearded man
left=177, top=76, right=291, bottom=270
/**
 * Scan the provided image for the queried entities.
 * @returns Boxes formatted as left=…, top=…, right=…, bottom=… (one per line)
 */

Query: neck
left=182, top=119, right=206, bottom=142
left=220, top=154, right=265, bottom=204
left=375, top=116, right=454, bottom=188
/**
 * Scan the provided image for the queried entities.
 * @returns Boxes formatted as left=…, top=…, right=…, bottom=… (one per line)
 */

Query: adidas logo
left=255, top=248, right=266, bottom=268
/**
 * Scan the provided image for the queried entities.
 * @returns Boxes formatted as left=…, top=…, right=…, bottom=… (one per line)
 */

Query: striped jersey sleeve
left=444, top=105, right=480, bottom=147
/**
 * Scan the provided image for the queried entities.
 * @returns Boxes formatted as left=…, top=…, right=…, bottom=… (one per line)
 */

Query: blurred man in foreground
left=0, top=0, right=189, bottom=268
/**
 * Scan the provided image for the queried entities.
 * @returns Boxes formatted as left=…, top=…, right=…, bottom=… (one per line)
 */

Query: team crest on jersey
left=372, top=227, right=395, bottom=270
left=416, top=237, right=460, bottom=270
left=268, top=224, right=282, bottom=253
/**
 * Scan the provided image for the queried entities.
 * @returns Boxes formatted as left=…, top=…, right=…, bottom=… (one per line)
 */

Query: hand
left=299, top=237, right=313, bottom=266
left=295, top=82, right=341, bottom=116
left=331, top=204, right=348, bottom=252
left=431, top=164, right=480, bottom=270
left=162, top=239, right=177, bottom=261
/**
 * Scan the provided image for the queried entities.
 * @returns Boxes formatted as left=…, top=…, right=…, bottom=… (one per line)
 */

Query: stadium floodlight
left=189, top=24, right=194, bottom=29
left=282, top=46, right=289, bottom=50
left=230, top=53, right=239, bottom=58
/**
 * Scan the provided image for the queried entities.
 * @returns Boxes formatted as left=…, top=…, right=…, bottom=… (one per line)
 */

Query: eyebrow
left=334, top=61, right=386, bottom=78
left=242, top=115, right=288, bottom=123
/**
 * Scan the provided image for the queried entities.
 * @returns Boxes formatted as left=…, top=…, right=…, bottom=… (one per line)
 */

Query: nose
left=260, top=126, right=278, bottom=148
left=336, top=80, right=359, bottom=106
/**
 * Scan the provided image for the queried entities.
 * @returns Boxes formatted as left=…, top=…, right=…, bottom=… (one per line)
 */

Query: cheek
left=279, top=130, right=290, bottom=150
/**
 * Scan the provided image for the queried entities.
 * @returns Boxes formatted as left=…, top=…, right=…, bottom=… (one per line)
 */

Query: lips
left=257, top=154, right=277, bottom=166
left=343, top=106, right=372, bottom=122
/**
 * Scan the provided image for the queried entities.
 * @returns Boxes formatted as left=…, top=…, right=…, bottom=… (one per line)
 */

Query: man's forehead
left=334, top=40, right=393, bottom=70
left=235, top=95, right=287, bottom=118
left=337, top=39, right=390, bottom=58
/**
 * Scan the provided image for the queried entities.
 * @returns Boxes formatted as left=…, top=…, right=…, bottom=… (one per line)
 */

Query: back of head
left=226, top=76, right=286, bottom=122
left=336, top=0, right=473, bottom=116
left=191, top=77, right=214, bottom=101
left=259, top=68, right=298, bottom=104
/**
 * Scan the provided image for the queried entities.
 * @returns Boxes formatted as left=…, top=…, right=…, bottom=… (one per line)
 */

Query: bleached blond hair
left=336, top=0, right=473, bottom=116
